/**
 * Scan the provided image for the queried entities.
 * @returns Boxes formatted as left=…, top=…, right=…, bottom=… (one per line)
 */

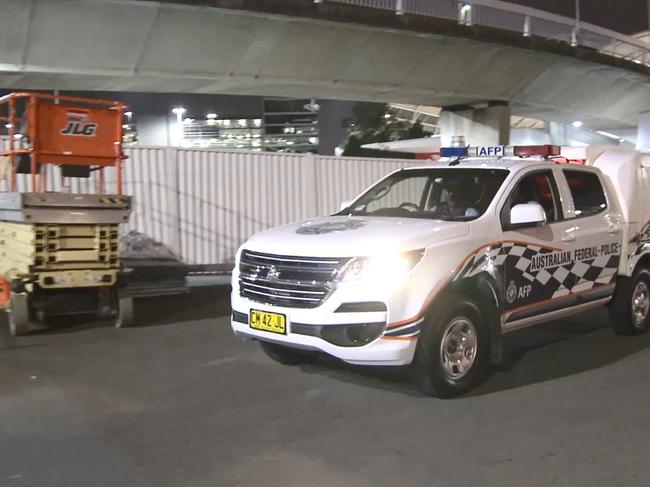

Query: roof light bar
left=513, top=145, right=561, bottom=157
left=439, top=144, right=561, bottom=159
left=439, top=147, right=469, bottom=157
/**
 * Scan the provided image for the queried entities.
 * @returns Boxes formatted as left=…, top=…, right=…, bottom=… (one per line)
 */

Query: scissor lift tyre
left=8, top=293, right=31, bottom=336
left=115, top=297, right=134, bottom=328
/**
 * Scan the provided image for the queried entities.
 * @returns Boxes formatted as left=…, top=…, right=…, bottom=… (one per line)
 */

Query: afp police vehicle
left=230, top=144, right=650, bottom=397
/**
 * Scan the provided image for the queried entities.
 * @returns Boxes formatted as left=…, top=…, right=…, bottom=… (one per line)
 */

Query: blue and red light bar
left=440, top=144, right=561, bottom=158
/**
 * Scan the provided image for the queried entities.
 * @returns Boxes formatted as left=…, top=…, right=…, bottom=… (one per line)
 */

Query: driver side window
left=501, top=171, right=561, bottom=228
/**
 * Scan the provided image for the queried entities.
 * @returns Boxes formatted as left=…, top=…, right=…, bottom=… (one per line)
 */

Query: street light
left=572, top=120, right=583, bottom=128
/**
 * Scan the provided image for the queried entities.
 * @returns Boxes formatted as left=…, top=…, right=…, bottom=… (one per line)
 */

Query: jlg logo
left=60, top=109, right=98, bottom=137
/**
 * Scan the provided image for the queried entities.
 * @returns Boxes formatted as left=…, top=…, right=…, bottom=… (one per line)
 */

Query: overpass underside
left=1, top=0, right=649, bottom=129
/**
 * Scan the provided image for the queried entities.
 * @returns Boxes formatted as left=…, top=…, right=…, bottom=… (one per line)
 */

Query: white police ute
left=231, top=144, right=650, bottom=397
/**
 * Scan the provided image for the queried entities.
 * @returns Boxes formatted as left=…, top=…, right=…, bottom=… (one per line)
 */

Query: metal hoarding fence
left=0, top=139, right=420, bottom=264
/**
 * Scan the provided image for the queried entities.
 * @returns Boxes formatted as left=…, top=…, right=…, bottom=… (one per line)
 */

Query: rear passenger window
left=564, top=170, right=607, bottom=217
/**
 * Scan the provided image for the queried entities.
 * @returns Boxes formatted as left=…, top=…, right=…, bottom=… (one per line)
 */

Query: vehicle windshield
left=339, top=168, right=509, bottom=221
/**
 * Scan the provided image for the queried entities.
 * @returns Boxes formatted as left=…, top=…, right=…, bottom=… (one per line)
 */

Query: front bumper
left=231, top=296, right=418, bottom=366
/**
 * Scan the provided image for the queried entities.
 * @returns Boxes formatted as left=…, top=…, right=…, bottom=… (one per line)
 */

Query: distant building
left=0, top=90, right=354, bottom=155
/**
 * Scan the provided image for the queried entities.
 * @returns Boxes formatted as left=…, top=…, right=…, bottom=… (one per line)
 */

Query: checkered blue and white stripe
left=457, top=241, right=619, bottom=299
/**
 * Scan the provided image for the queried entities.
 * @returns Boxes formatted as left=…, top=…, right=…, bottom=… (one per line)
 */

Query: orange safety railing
left=0, top=92, right=128, bottom=195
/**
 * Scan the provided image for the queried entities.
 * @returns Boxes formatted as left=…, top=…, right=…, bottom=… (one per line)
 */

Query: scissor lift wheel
left=8, top=293, right=31, bottom=336
left=115, top=297, right=134, bottom=328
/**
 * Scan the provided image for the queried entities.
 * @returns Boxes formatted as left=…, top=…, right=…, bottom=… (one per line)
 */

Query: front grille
left=239, top=250, right=349, bottom=308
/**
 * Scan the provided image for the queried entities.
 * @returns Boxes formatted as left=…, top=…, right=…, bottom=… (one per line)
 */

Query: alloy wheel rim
left=632, top=281, right=650, bottom=328
left=439, top=316, right=477, bottom=381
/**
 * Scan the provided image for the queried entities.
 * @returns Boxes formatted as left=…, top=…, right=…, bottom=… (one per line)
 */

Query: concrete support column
left=636, top=111, right=650, bottom=150
left=439, top=101, right=510, bottom=147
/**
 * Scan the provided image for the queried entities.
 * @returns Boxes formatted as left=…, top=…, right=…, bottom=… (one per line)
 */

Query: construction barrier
left=0, top=141, right=419, bottom=264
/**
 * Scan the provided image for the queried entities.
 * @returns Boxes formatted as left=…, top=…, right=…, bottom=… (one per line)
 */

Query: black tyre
left=260, top=341, right=312, bottom=366
left=115, top=297, right=134, bottom=328
left=8, top=293, right=32, bottom=336
left=414, top=294, right=490, bottom=398
left=611, top=269, right=650, bottom=335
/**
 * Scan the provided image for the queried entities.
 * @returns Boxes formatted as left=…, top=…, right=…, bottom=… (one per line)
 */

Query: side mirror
left=510, top=202, right=546, bottom=228
left=339, top=200, right=352, bottom=212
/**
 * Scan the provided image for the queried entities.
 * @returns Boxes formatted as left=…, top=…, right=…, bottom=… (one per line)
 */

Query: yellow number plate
left=250, top=310, right=286, bottom=335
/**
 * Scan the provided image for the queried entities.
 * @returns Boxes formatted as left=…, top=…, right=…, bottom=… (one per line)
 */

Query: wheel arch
left=632, top=252, right=650, bottom=275
left=424, top=271, right=504, bottom=364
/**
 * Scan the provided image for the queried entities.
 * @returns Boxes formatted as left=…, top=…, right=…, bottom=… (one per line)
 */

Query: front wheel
left=414, top=295, right=490, bottom=398
left=611, top=269, right=650, bottom=335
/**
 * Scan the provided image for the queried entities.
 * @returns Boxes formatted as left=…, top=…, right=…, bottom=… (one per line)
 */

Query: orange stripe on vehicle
left=501, top=283, right=615, bottom=321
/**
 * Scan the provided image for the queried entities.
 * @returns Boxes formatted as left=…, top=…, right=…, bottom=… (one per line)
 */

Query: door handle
left=562, top=233, right=576, bottom=243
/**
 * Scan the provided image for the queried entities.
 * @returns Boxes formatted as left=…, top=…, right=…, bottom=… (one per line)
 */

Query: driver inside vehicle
left=432, top=181, right=479, bottom=218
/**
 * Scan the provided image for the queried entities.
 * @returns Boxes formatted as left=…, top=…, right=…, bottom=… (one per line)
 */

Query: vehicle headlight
left=339, top=249, right=425, bottom=284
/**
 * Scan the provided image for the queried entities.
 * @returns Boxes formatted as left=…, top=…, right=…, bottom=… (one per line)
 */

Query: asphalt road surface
left=1, top=287, right=650, bottom=487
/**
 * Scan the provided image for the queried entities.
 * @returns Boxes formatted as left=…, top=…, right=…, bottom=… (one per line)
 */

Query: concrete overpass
left=1, top=0, right=650, bottom=134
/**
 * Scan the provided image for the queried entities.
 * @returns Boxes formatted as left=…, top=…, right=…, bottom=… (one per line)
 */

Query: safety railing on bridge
left=318, top=0, right=650, bottom=67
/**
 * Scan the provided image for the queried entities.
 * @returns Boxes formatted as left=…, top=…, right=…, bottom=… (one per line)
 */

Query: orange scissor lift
left=0, top=92, right=133, bottom=335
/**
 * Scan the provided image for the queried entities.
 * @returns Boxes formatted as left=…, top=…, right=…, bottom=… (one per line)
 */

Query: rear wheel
left=414, top=295, right=490, bottom=398
left=115, top=297, right=134, bottom=328
left=611, top=269, right=650, bottom=335
left=260, top=341, right=312, bottom=366
left=8, top=293, right=32, bottom=336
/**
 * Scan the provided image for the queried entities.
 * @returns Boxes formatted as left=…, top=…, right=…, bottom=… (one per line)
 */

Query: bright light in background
left=459, top=3, right=472, bottom=25
left=383, top=113, right=391, bottom=119
left=596, top=130, right=623, bottom=142
left=5, top=123, right=12, bottom=129
left=171, top=107, right=187, bottom=147
left=206, top=113, right=217, bottom=119
left=124, top=111, right=133, bottom=121
left=183, top=118, right=194, bottom=124
left=572, top=120, right=583, bottom=128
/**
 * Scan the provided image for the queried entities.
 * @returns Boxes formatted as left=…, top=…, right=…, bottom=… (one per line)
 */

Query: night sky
left=508, top=0, right=648, bottom=34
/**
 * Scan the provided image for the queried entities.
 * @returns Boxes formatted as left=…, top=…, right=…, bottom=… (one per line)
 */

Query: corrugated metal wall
left=0, top=141, right=420, bottom=264
left=163, top=149, right=419, bottom=264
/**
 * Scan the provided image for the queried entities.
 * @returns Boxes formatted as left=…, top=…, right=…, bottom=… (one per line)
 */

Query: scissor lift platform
left=0, top=92, right=132, bottom=335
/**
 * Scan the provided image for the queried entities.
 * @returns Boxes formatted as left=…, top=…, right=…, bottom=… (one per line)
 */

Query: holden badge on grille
left=265, top=265, right=280, bottom=281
